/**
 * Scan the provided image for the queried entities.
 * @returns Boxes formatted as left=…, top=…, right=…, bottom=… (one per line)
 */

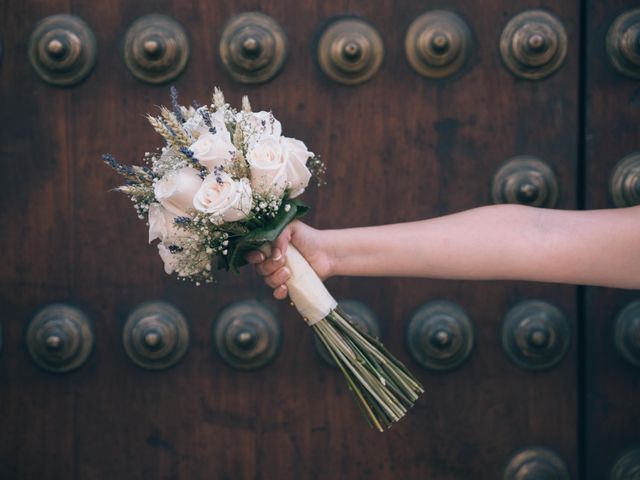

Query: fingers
left=273, top=284, right=288, bottom=300
left=272, top=227, right=292, bottom=257
left=245, top=250, right=265, bottom=264
left=245, top=221, right=293, bottom=269
left=244, top=247, right=283, bottom=275
left=244, top=246, right=292, bottom=299
left=255, top=247, right=285, bottom=276
left=243, top=222, right=298, bottom=301
left=264, top=266, right=291, bottom=289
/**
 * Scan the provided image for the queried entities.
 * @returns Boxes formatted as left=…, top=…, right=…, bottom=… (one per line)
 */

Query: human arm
left=247, top=204, right=640, bottom=298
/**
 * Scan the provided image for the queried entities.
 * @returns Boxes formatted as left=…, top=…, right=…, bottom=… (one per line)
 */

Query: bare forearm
left=325, top=204, right=640, bottom=289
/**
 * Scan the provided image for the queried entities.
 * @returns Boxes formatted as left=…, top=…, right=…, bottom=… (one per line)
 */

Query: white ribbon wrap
left=261, top=244, right=337, bottom=326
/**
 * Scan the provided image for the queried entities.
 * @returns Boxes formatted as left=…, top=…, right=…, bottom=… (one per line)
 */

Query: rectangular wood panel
left=584, top=2, right=640, bottom=479
left=0, top=1, right=581, bottom=478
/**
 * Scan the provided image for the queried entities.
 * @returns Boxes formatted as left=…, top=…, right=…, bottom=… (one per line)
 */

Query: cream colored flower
left=148, top=204, right=181, bottom=244
left=189, top=129, right=236, bottom=171
left=154, top=167, right=203, bottom=216
left=246, top=136, right=288, bottom=197
left=247, top=136, right=313, bottom=198
left=157, top=243, right=180, bottom=275
left=193, top=172, right=253, bottom=222
left=281, top=137, right=313, bottom=198
left=238, top=110, right=282, bottom=147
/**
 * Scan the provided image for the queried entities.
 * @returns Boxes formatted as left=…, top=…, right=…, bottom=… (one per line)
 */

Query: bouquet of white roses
left=103, top=87, right=424, bottom=431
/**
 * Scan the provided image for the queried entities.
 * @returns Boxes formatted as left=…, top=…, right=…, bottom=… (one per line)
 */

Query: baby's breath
left=307, top=155, right=327, bottom=186
left=151, top=146, right=188, bottom=176
left=252, top=194, right=282, bottom=221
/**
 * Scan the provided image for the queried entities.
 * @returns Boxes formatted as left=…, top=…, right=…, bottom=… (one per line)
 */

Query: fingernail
left=246, top=252, right=264, bottom=263
left=272, top=248, right=282, bottom=261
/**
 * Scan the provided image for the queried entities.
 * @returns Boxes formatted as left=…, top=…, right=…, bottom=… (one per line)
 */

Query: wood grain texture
left=0, top=0, right=78, bottom=478
left=0, top=0, right=581, bottom=479
left=584, top=2, right=640, bottom=479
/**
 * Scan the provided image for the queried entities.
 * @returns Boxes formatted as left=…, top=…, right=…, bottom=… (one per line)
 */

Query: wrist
left=319, top=229, right=340, bottom=278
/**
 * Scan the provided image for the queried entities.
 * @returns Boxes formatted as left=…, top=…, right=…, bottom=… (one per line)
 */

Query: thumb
left=272, top=223, right=293, bottom=258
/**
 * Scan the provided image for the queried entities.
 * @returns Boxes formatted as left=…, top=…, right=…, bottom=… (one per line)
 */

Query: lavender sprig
left=179, top=146, right=209, bottom=177
left=170, top=86, right=184, bottom=124
left=102, top=153, right=133, bottom=176
left=102, top=153, right=157, bottom=185
left=199, top=108, right=217, bottom=135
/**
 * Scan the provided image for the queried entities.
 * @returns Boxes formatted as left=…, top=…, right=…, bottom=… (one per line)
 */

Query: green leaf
left=224, top=199, right=309, bottom=273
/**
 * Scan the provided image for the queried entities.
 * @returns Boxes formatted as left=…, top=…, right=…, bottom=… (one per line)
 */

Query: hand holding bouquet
left=103, top=87, right=424, bottom=431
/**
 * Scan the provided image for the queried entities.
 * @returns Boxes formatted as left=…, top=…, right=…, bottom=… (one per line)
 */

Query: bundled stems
left=312, top=308, right=424, bottom=432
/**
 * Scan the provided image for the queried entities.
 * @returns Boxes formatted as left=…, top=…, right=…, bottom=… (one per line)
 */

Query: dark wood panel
left=584, top=2, right=640, bottom=479
left=0, top=0, right=580, bottom=478
left=0, top=0, right=78, bottom=477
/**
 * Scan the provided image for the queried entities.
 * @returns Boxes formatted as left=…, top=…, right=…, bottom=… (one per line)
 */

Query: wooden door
left=0, top=1, right=592, bottom=479
left=584, top=3, right=640, bottom=479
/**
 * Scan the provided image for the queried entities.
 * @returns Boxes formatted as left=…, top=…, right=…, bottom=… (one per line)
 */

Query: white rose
left=189, top=127, right=236, bottom=171
left=210, top=108, right=227, bottom=125
left=238, top=110, right=282, bottom=146
left=247, top=136, right=313, bottom=198
left=182, top=115, right=204, bottom=138
left=193, top=172, right=253, bottom=222
left=154, top=167, right=203, bottom=216
left=182, top=107, right=225, bottom=137
left=157, top=243, right=181, bottom=275
left=151, top=146, right=180, bottom=176
left=148, top=204, right=182, bottom=244
left=158, top=242, right=206, bottom=277
left=280, top=137, right=313, bottom=198
left=246, top=136, right=288, bottom=197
